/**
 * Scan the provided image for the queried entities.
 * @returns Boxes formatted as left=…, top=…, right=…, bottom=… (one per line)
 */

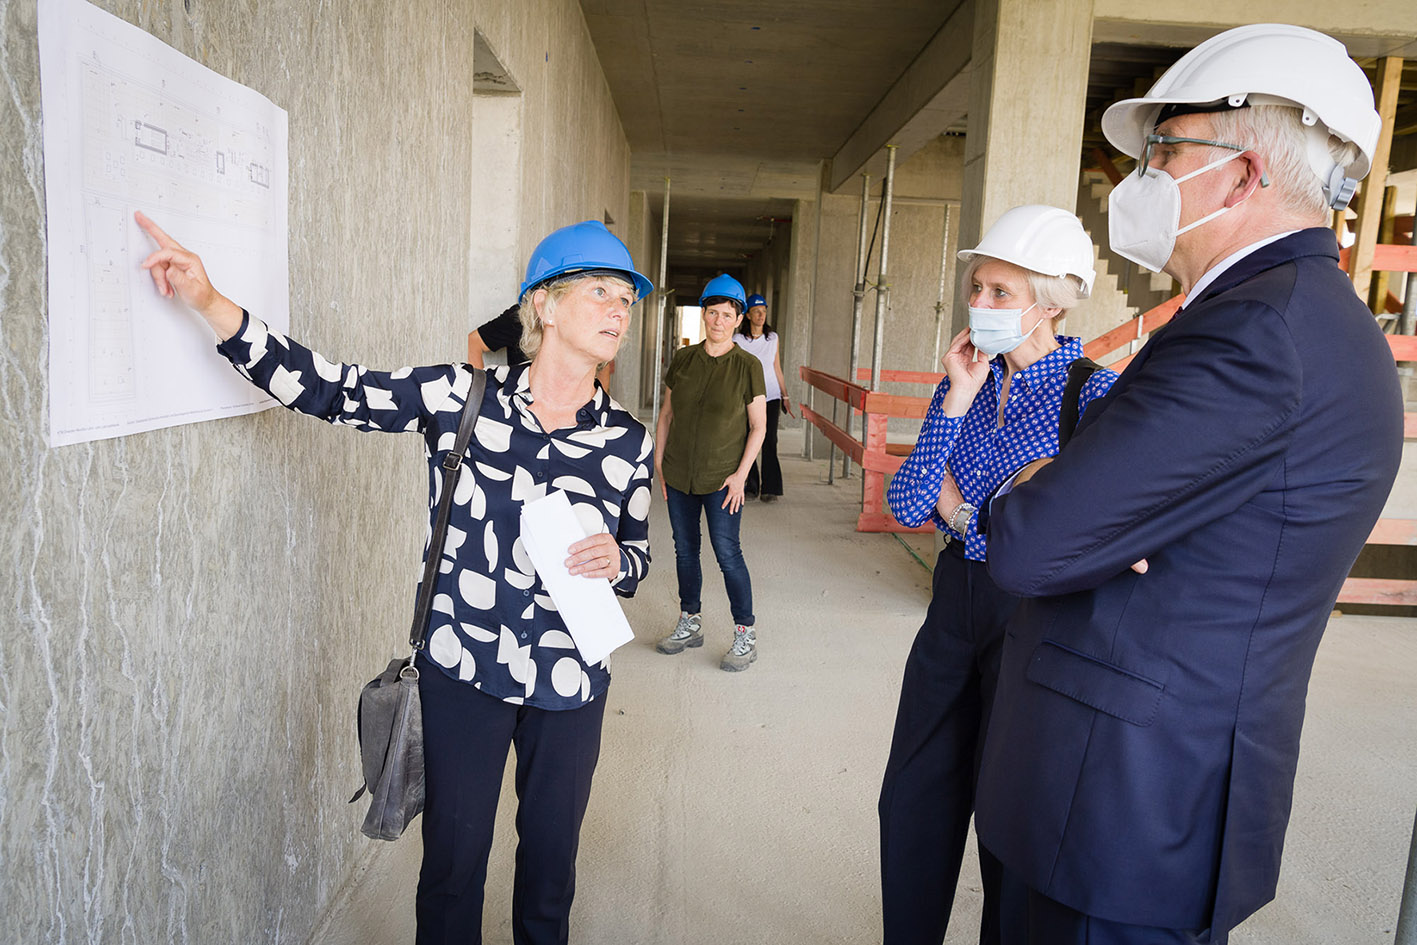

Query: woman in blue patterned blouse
left=136, top=212, right=654, bottom=945
left=877, top=205, right=1118, bottom=945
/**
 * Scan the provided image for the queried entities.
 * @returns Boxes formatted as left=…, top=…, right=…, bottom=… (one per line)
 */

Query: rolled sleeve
left=886, top=380, right=962, bottom=528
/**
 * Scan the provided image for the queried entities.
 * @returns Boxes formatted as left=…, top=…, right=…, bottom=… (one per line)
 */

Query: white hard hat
left=1101, top=24, right=1380, bottom=209
left=957, top=205, right=1097, bottom=298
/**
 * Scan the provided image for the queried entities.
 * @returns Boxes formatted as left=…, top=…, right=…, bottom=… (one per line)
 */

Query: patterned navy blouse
left=217, top=312, right=653, bottom=710
left=886, top=337, right=1116, bottom=562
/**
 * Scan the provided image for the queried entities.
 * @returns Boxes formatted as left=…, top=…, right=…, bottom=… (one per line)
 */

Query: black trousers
left=745, top=400, right=782, bottom=497
left=879, top=540, right=1017, bottom=945
left=415, top=656, right=607, bottom=945
left=997, top=867, right=1222, bottom=945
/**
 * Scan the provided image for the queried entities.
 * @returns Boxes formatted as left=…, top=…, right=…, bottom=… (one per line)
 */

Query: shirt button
left=520, top=632, right=527, bottom=639
left=523, top=590, right=530, bottom=597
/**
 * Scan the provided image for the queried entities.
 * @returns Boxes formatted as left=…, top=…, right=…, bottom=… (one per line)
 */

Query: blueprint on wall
left=40, top=0, right=289, bottom=447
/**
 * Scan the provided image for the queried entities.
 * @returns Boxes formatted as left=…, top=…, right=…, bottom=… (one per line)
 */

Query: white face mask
left=968, top=302, right=1039, bottom=358
left=1108, top=151, right=1244, bottom=273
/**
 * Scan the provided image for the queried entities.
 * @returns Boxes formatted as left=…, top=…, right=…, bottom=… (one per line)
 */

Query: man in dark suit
left=975, top=25, right=1404, bottom=944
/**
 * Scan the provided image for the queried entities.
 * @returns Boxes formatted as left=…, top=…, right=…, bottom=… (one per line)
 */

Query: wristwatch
left=948, top=502, right=977, bottom=537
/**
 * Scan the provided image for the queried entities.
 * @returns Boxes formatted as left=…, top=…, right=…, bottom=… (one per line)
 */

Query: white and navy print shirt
left=217, top=312, right=653, bottom=710
left=886, top=336, right=1116, bottom=562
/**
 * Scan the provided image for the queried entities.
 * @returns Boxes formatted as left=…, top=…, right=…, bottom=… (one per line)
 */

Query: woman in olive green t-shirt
left=653, top=273, right=767, bottom=672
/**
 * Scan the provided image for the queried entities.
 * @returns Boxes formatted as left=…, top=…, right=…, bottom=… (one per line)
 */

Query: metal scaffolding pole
left=651, top=177, right=671, bottom=425
left=933, top=202, right=952, bottom=367
left=837, top=172, right=871, bottom=483
left=870, top=145, right=897, bottom=392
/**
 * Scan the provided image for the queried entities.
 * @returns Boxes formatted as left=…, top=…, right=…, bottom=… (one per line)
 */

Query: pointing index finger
left=134, top=211, right=182, bottom=251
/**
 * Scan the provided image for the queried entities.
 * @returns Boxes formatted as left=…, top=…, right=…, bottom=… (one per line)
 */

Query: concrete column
left=784, top=198, right=819, bottom=429
left=957, top=0, right=1094, bottom=332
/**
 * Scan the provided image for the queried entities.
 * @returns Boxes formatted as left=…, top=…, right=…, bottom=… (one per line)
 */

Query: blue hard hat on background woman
left=520, top=220, right=654, bottom=300
left=699, top=273, right=746, bottom=312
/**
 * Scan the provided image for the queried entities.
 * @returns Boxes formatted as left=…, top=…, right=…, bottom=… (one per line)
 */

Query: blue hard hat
left=520, top=220, right=654, bottom=300
left=745, top=293, right=767, bottom=309
left=699, top=273, right=746, bottom=310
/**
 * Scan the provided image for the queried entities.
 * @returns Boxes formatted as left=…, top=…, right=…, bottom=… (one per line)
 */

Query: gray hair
left=959, top=255, right=1087, bottom=315
left=518, top=272, right=635, bottom=361
left=1203, top=104, right=1359, bottom=223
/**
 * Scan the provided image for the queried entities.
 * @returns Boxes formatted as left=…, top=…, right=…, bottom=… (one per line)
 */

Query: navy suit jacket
left=975, top=228, right=1403, bottom=933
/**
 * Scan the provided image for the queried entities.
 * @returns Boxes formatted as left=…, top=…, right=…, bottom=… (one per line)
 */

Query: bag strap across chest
left=409, top=367, right=487, bottom=651
left=1058, top=357, right=1102, bottom=448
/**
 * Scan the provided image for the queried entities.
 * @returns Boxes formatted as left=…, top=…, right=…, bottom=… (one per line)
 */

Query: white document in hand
left=519, top=490, right=634, bottom=665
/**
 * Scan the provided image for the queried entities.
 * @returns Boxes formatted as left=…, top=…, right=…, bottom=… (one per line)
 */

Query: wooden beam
left=799, top=366, right=869, bottom=412
left=1368, top=519, right=1417, bottom=546
left=1337, top=577, right=1417, bottom=607
left=857, top=512, right=935, bottom=534
left=860, top=391, right=933, bottom=420
left=1338, top=243, right=1417, bottom=275
left=1390, top=335, right=1417, bottom=361
left=1083, top=295, right=1184, bottom=363
left=1370, top=186, right=1400, bottom=312
left=854, top=368, right=945, bottom=385
left=800, top=404, right=865, bottom=466
left=1350, top=57, right=1404, bottom=300
left=1091, top=147, right=1124, bottom=186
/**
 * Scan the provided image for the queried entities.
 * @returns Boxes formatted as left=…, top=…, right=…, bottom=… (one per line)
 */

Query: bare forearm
left=735, top=424, right=767, bottom=478
left=201, top=295, right=246, bottom=342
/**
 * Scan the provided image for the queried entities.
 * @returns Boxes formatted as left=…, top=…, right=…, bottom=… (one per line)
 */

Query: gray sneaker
left=656, top=612, right=703, bottom=654
left=720, top=625, right=757, bottom=672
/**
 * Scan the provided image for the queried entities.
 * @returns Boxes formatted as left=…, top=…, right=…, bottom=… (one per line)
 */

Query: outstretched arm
left=136, top=210, right=464, bottom=436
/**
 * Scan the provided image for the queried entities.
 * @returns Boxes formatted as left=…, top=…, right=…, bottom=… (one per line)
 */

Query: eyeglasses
left=1136, top=134, right=1246, bottom=177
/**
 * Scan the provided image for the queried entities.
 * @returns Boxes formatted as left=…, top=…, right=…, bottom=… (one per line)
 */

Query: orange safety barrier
left=1337, top=330, right=1417, bottom=607
left=799, top=366, right=937, bottom=533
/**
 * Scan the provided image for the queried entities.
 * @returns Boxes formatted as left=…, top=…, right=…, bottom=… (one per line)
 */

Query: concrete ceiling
left=581, top=0, right=967, bottom=276
left=583, top=3, right=1417, bottom=279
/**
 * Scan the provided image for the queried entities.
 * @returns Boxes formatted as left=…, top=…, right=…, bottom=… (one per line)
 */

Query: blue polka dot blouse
left=886, top=336, right=1116, bottom=562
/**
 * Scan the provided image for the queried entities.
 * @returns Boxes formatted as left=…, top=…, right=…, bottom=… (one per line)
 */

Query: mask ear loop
left=1171, top=150, right=1266, bottom=238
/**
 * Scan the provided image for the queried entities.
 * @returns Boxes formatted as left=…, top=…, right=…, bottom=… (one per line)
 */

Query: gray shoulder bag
left=350, top=367, right=487, bottom=841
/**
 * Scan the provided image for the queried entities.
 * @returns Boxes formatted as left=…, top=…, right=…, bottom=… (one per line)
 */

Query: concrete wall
left=0, top=0, right=628, bottom=942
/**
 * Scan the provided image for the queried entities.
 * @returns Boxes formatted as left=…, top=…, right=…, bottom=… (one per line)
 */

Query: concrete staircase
left=1076, top=169, right=1179, bottom=320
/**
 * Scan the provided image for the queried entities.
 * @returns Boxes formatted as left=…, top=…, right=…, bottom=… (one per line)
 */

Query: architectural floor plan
left=41, top=0, right=289, bottom=446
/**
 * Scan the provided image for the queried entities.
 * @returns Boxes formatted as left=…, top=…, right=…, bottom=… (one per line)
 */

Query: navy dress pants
left=416, top=655, right=607, bottom=945
left=997, top=866, right=1222, bottom=945
left=879, top=540, right=1016, bottom=945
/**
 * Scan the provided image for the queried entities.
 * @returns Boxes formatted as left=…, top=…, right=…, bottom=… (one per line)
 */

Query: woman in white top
left=733, top=293, right=794, bottom=501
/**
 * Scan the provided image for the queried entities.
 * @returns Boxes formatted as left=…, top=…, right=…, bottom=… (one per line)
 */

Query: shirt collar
left=1181, top=230, right=1298, bottom=309
left=989, top=335, right=1084, bottom=384
left=507, top=361, right=610, bottom=428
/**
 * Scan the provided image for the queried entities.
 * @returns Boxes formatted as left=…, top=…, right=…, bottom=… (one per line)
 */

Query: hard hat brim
left=521, top=266, right=654, bottom=303
left=956, top=247, right=1095, bottom=299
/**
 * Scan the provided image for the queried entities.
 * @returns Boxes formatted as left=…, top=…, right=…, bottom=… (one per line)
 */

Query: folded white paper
left=519, top=489, right=634, bottom=665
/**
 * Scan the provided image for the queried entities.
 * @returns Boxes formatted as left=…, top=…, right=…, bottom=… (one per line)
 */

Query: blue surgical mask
left=968, top=302, right=1039, bottom=357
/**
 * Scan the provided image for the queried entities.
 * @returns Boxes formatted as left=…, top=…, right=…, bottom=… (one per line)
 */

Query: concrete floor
left=313, top=429, right=1417, bottom=945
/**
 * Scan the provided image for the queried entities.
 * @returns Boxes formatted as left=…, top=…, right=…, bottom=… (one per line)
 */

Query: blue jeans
left=665, top=484, right=754, bottom=626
